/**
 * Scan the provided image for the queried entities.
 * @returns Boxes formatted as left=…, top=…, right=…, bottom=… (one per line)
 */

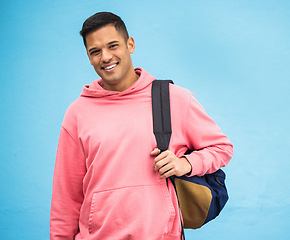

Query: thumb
left=150, top=148, right=161, bottom=156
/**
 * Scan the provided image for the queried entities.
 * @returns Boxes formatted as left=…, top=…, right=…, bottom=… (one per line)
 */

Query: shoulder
left=168, top=83, right=206, bottom=119
left=169, top=83, right=194, bottom=103
left=62, top=97, right=86, bottom=130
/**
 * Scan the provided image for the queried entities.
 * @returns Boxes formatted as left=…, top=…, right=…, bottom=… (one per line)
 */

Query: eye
left=90, top=49, right=100, bottom=56
left=109, top=44, right=118, bottom=49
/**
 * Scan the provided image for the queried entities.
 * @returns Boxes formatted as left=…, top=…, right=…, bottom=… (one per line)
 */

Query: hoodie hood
left=80, top=68, right=155, bottom=98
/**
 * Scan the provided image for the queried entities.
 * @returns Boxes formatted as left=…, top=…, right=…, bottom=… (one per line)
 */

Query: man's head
left=80, top=12, right=129, bottom=48
left=80, top=12, right=138, bottom=92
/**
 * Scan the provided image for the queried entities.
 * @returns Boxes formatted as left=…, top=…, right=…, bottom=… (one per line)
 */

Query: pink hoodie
left=50, top=68, right=233, bottom=240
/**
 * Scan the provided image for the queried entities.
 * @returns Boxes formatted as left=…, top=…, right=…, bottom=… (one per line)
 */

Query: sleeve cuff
left=184, top=151, right=205, bottom=177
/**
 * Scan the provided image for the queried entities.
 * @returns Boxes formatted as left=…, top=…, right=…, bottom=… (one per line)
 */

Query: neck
left=103, top=67, right=139, bottom=92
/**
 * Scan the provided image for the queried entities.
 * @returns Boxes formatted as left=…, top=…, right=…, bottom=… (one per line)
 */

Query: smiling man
left=50, top=12, right=233, bottom=240
left=85, top=24, right=138, bottom=91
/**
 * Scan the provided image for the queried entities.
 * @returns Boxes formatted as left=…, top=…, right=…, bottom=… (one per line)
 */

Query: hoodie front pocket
left=88, top=183, right=176, bottom=237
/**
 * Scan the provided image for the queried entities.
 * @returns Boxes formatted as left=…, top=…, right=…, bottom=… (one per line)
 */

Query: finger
left=150, top=148, right=161, bottom=156
left=153, top=158, right=168, bottom=172
left=159, top=168, right=175, bottom=179
left=154, top=150, right=170, bottom=162
left=157, top=162, right=173, bottom=176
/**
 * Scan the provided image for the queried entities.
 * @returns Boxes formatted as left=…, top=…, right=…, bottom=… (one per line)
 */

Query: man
left=50, top=12, right=233, bottom=240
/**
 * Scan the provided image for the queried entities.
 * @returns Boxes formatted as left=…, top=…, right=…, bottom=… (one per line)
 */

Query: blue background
left=1, top=0, right=289, bottom=239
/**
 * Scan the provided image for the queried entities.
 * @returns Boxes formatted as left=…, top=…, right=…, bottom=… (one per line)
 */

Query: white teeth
left=104, top=64, right=117, bottom=70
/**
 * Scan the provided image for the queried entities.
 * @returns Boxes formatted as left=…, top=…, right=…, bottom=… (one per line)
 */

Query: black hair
left=80, top=12, right=129, bottom=48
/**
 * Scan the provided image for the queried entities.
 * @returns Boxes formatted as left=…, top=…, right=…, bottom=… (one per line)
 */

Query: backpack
left=151, top=80, right=229, bottom=231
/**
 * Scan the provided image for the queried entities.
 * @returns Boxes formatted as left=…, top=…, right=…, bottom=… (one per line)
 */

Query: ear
left=127, top=36, right=135, bottom=54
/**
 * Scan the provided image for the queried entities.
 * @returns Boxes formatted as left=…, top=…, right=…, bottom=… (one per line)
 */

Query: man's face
left=86, top=25, right=135, bottom=91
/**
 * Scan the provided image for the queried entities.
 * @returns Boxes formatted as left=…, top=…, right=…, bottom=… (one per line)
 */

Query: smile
left=102, top=63, right=118, bottom=71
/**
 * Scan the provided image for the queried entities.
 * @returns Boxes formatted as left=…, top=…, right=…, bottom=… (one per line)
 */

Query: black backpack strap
left=151, top=80, right=174, bottom=152
left=151, top=79, right=186, bottom=240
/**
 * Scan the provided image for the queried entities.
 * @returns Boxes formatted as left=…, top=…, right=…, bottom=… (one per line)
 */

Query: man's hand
left=151, top=148, right=192, bottom=179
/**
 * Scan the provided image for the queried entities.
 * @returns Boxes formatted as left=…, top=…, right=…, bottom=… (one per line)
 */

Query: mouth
left=101, top=63, right=119, bottom=72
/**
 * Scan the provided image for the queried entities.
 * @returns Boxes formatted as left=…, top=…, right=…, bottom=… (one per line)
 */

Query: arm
left=50, top=126, right=86, bottom=240
left=183, top=93, right=233, bottom=176
left=151, top=92, right=233, bottom=178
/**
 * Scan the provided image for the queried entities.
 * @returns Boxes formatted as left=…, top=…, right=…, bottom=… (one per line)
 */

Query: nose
left=101, top=49, right=113, bottom=63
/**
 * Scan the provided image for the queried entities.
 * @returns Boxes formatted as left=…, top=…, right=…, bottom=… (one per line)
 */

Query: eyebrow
left=107, top=40, right=119, bottom=45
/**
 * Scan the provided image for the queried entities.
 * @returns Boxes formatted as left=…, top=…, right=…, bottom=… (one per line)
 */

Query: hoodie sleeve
left=50, top=125, right=86, bottom=240
left=183, top=93, right=233, bottom=177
